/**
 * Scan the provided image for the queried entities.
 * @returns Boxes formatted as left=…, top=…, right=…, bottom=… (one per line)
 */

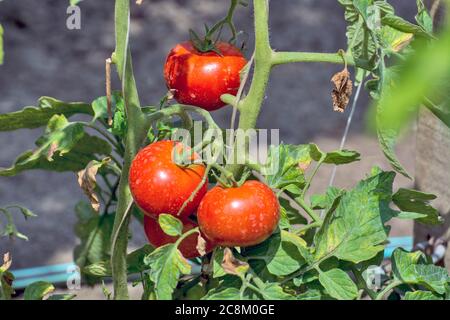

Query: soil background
left=0, top=0, right=418, bottom=298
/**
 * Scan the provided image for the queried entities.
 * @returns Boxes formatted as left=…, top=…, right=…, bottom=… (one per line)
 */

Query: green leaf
left=158, top=214, right=183, bottom=237
left=392, top=188, right=441, bottom=225
left=0, top=206, right=36, bottom=241
left=0, top=126, right=111, bottom=177
left=244, top=230, right=309, bottom=277
left=314, top=171, right=394, bottom=264
left=212, top=248, right=226, bottom=278
left=0, top=24, right=3, bottom=65
left=202, top=287, right=242, bottom=300
left=415, top=0, right=433, bottom=34
left=403, top=290, right=442, bottom=300
left=338, top=0, right=379, bottom=69
left=309, top=144, right=360, bottom=165
left=70, top=0, right=83, bottom=6
left=0, top=97, right=92, bottom=132
left=47, top=294, right=77, bottom=300
left=24, top=281, right=55, bottom=300
left=392, top=248, right=449, bottom=294
left=258, top=282, right=295, bottom=300
left=297, top=289, right=322, bottom=300
left=318, top=268, right=358, bottom=300
left=381, top=14, right=433, bottom=39
left=279, top=198, right=307, bottom=229
left=374, top=25, right=450, bottom=176
left=74, top=202, right=115, bottom=283
left=263, top=144, right=310, bottom=192
left=310, top=187, right=345, bottom=212
left=83, top=245, right=154, bottom=277
left=143, top=244, right=191, bottom=300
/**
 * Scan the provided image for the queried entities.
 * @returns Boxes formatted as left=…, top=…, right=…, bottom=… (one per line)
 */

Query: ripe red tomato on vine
left=164, top=41, right=247, bottom=111
left=129, top=140, right=207, bottom=220
left=197, top=180, right=280, bottom=247
left=144, top=216, right=215, bottom=259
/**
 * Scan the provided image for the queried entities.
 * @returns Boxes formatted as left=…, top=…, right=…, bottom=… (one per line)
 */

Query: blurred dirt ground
left=0, top=0, right=417, bottom=298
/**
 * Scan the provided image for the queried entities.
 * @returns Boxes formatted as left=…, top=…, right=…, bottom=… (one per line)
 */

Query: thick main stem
left=111, top=0, right=148, bottom=300
left=227, top=0, right=272, bottom=178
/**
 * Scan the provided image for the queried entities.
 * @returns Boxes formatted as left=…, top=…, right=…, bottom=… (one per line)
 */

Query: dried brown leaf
left=46, top=142, right=59, bottom=160
left=196, top=234, right=207, bottom=256
left=77, top=159, right=110, bottom=212
left=1, top=252, right=12, bottom=272
left=331, top=68, right=353, bottom=113
left=221, top=248, right=249, bottom=276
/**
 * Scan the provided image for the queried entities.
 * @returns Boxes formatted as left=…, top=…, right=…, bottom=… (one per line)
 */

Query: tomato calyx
left=189, top=27, right=224, bottom=56
left=210, top=164, right=251, bottom=189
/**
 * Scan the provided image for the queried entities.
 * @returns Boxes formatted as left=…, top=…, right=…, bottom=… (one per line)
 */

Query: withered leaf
left=196, top=233, right=207, bottom=256
left=77, top=158, right=110, bottom=212
left=221, top=247, right=249, bottom=276
left=331, top=68, right=353, bottom=113
left=1, top=252, right=12, bottom=272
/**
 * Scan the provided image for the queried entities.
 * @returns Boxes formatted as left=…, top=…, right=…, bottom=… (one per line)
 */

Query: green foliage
left=0, top=97, right=93, bottom=132
left=263, top=144, right=310, bottom=192
left=317, top=268, right=358, bottom=300
left=0, top=205, right=36, bottom=240
left=314, top=171, right=393, bottom=264
left=83, top=245, right=154, bottom=277
left=309, top=144, right=360, bottom=165
left=158, top=214, right=183, bottom=237
left=73, top=202, right=115, bottom=283
left=392, top=248, right=449, bottom=295
left=143, top=244, right=192, bottom=300
left=393, top=188, right=442, bottom=225
left=23, top=281, right=55, bottom=300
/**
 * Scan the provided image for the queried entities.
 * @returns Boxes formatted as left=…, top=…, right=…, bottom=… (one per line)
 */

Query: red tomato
left=144, top=216, right=215, bottom=259
left=129, top=140, right=207, bottom=220
left=197, top=180, right=280, bottom=247
left=164, top=41, right=247, bottom=111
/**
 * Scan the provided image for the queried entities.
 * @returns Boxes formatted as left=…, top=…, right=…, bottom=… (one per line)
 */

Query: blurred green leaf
left=47, top=294, right=76, bottom=300
left=202, top=287, right=241, bottom=300
left=309, top=144, right=360, bottom=165
left=74, top=202, right=115, bottom=284
left=144, top=244, right=191, bottom=300
left=392, top=188, right=442, bottom=225
left=374, top=24, right=450, bottom=176
left=24, top=281, right=55, bottom=300
left=381, top=14, right=433, bottom=39
left=415, top=0, right=433, bottom=34
left=83, top=244, right=154, bottom=277
left=403, top=290, right=442, bottom=300
left=0, top=97, right=93, bottom=131
left=0, top=206, right=36, bottom=241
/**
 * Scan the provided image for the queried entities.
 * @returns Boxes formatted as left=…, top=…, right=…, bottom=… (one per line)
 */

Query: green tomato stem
left=375, top=280, right=402, bottom=300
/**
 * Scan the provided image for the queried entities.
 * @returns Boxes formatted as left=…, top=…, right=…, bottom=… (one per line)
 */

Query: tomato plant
left=0, top=0, right=449, bottom=302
